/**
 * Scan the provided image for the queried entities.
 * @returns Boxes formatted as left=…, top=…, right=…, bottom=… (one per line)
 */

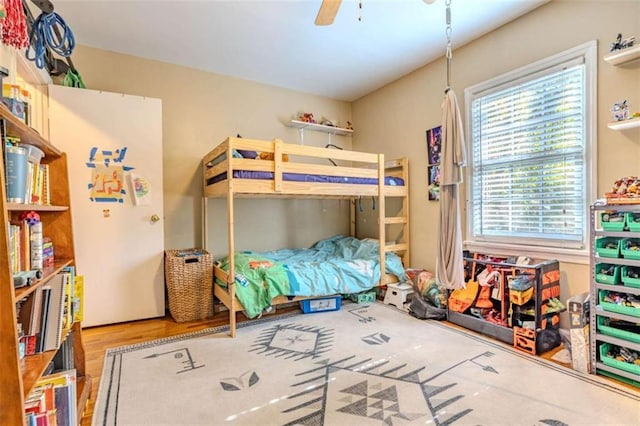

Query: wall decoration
left=426, top=126, right=442, bottom=201
left=89, top=165, right=125, bottom=203
left=130, top=172, right=152, bottom=206
left=86, top=147, right=134, bottom=203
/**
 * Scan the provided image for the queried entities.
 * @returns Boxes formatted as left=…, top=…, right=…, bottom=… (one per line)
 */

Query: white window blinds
left=469, top=61, right=586, bottom=248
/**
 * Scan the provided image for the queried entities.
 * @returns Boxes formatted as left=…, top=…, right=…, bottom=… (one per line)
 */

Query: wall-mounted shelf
left=608, top=116, right=640, bottom=131
left=286, top=119, right=353, bottom=146
left=604, top=45, right=640, bottom=66
left=287, top=120, right=353, bottom=136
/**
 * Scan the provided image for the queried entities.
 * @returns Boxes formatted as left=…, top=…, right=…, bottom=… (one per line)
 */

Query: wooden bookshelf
left=0, top=105, right=90, bottom=425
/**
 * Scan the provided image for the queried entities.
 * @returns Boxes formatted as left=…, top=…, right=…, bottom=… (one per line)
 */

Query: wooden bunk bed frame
left=201, top=136, right=410, bottom=336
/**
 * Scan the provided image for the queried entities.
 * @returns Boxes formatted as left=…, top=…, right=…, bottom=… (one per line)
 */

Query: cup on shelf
left=5, top=144, right=28, bottom=203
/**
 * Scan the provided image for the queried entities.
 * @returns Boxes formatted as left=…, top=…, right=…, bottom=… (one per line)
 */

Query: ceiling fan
left=315, top=0, right=436, bottom=26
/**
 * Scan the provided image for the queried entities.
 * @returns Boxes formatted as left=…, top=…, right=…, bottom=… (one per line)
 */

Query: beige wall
left=69, top=46, right=354, bottom=257
left=70, top=0, right=639, bottom=310
left=352, top=0, right=640, bottom=310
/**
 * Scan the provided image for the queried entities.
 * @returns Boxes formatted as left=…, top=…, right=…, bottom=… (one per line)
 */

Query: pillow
left=237, top=149, right=258, bottom=159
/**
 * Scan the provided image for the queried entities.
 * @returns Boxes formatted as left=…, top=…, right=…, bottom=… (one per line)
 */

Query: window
left=465, top=42, right=596, bottom=262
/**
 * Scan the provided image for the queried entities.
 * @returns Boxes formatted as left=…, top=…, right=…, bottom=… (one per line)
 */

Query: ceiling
left=52, top=0, right=549, bottom=102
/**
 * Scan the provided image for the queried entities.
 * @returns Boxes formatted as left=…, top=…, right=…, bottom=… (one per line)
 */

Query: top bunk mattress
left=208, top=170, right=405, bottom=186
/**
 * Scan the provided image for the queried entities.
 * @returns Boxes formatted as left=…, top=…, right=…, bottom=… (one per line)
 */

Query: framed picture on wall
left=426, top=126, right=442, bottom=201
left=426, top=126, right=442, bottom=166
left=428, top=165, right=440, bottom=201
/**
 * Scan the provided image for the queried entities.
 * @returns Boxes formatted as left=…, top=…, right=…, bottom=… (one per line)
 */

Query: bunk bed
left=201, top=136, right=410, bottom=336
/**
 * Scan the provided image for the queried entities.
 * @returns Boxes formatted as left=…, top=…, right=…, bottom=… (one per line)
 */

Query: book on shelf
left=20, top=219, right=31, bottom=271
left=30, top=221, right=43, bottom=271
left=42, top=273, right=67, bottom=352
left=8, top=219, right=46, bottom=275
left=16, top=287, right=43, bottom=356
left=17, top=270, right=75, bottom=356
left=35, top=286, right=51, bottom=354
left=25, top=369, right=78, bottom=426
left=9, top=222, right=20, bottom=273
left=42, top=237, right=54, bottom=267
left=42, top=163, right=50, bottom=205
left=60, top=269, right=73, bottom=332
left=73, top=274, right=84, bottom=323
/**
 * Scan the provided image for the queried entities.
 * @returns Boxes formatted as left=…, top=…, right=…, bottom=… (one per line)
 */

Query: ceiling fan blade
left=315, top=0, right=342, bottom=26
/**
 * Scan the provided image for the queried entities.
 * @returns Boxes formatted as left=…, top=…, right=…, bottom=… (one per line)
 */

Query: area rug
left=93, top=302, right=639, bottom=425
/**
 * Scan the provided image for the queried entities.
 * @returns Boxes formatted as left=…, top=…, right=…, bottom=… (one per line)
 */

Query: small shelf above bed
left=287, top=120, right=353, bottom=137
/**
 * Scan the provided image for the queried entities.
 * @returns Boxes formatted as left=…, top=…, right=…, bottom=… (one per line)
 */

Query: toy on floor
left=383, top=282, right=414, bottom=310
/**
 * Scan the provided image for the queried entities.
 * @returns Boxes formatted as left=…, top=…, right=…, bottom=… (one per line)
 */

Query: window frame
left=464, top=41, right=597, bottom=264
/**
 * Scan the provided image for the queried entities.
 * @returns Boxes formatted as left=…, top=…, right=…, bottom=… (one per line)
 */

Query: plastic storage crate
left=621, top=266, right=640, bottom=289
left=348, top=290, right=377, bottom=303
left=600, top=211, right=626, bottom=231
left=625, top=212, right=640, bottom=232
left=599, top=343, right=640, bottom=376
left=621, top=238, right=640, bottom=260
left=595, top=263, right=621, bottom=285
left=597, top=316, right=640, bottom=344
left=595, top=237, right=621, bottom=258
left=165, top=248, right=214, bottom=322
left=300, top=296, right=342, bottom=313
left=599, top=290, right=640, bottom=318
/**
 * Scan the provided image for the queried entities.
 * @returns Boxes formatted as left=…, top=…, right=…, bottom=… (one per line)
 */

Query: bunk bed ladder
left=382, top=157, right=410, bottom=275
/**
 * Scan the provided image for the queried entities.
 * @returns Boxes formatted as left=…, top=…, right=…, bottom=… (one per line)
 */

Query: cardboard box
left=567, top=292, right=590, bottom=373
left=568, top=292, right=590, bottom=328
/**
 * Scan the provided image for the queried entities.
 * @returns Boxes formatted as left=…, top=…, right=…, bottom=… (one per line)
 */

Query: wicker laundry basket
left=165, top=248, right=214, bottom=322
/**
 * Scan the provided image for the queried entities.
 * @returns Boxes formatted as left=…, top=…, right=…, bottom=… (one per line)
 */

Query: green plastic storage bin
left=597, top=316, right=640, bottom=344
left=601, top=211, right=626, bottom=231
left=599, top=290, right=640, bottom=318
left=348, top=290, right=377, bottom=304
left=621, top=266, right=640, bottom=289
left=599, top=343, right=640, bottom=375
left=595, top=237, right=621, bottom=258
left=595, top=263, right=621, bottom=285
left=625, top=212, right=640, bottom=232
left=621, top=238, right=640, bottom=260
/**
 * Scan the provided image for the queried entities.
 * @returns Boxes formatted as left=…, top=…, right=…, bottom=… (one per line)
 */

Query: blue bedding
left=215, top=235, right=406, bottom=318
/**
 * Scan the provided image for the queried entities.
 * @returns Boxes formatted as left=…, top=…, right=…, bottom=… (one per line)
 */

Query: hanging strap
left=445, top=0, right=452, bottom=93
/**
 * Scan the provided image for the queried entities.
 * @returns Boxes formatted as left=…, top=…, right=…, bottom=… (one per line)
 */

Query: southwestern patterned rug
left=93, top=302, right=639, bottom=425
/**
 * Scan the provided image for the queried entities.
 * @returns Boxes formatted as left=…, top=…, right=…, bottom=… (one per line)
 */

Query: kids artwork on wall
left=129, top=172, right=152, bottom=206
left=86, top=147, right=134, bottom=203
left=426, top=126, right=442, bottom=201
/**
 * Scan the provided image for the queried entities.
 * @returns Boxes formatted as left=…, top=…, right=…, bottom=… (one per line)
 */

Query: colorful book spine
left=30, top=221, right=43, bottom=270
left=42, top=237, right=54, bottom=267
left=72, top=275, right=84, bottom=323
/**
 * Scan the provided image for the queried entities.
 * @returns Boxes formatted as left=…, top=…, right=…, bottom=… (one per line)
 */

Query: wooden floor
left=78, top=307, right=632, bottom=425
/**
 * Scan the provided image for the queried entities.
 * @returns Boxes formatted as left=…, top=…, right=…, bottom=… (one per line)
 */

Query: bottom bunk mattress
left=215, top=235, right=407, bottom=318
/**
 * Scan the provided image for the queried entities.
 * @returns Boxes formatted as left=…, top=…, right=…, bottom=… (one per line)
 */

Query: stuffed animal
left=299, top=112, right=315, bottom=123
left=259, top=152, right=289, bottom=162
